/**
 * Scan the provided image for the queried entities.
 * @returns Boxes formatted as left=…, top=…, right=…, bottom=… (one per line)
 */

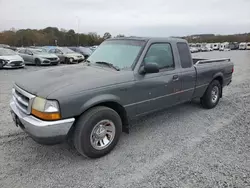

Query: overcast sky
left=0, top=0, right=250, bottom=37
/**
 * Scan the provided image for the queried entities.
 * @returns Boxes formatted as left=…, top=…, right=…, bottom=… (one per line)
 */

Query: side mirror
left=139, top=63, right=159, bottom=74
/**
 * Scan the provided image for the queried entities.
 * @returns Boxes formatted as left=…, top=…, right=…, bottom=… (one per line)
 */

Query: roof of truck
left=108, top=37, right=187, bottom=43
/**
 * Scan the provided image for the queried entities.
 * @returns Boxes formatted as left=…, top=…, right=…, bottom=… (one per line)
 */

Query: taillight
left=232, top=67, right=234, bottom=73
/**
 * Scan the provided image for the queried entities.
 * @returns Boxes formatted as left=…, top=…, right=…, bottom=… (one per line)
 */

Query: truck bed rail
left=195, top=58, right=230, bottom=65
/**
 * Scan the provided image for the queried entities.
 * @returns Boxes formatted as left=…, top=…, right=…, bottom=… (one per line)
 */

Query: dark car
left=69, top=46, right=93, bottom=59
left=10, top=37, right=234, bottom=158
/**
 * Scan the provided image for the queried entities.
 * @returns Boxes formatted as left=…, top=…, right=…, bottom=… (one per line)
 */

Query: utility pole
left=76, top=17, right=80, bottom=46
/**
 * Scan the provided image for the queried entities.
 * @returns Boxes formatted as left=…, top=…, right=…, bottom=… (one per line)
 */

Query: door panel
left=135, top=70, right=181, bottom=115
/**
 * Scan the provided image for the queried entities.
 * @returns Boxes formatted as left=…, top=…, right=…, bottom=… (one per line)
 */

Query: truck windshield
left=88, top=40, right=145, bottom=69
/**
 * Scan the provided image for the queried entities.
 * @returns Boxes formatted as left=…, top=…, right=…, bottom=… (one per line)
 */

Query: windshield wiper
left=95, top=61, right=120, bottom=71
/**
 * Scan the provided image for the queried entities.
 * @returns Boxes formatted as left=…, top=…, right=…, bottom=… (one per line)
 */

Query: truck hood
left=15, top=64, right=134, bottom=98
left=0, top=55, right=24, bottom=62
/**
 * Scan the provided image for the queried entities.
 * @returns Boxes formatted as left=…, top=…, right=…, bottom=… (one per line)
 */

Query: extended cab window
left=177, top=42, right=192, bottom=68
left=144, top=43, right=174, bottom=70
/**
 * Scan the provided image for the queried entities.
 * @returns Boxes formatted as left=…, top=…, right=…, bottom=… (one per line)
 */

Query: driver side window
left=144, top=43, right=174, bottom=70
left=26, top=50, right=33, bottom=55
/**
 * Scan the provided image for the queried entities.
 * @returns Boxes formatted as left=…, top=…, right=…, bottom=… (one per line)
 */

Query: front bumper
left=10, top=99, right=75, bottom=144
left=3, top=62, right=25, bottom=69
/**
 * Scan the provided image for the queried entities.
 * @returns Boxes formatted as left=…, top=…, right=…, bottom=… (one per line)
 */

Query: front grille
left=10, top=61, right=22, bottom=65
left=47, top=58, right=57, bottom=61
left=12, top=85, right=35, bottom=114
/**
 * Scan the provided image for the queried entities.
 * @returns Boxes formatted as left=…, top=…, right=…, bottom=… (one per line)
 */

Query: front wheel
left=35, top=59, right=41, bottom=66
left=201, top=80, right=221, bottom=109
left=73, top=106, right=122, bottom=158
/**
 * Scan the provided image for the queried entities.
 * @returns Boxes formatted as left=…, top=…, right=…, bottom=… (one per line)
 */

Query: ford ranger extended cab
left=10, top=37, right=234, bottom=158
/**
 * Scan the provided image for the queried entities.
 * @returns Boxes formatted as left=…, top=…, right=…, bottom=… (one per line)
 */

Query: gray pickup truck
left=10, top=37, right=234, bottom=158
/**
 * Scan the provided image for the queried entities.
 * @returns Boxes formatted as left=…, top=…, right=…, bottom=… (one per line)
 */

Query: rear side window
left=177, top=42, right=192, bottom=68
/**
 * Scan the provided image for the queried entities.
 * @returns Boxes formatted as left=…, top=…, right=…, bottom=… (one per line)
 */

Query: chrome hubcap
left=90, top=120, right=115, bottom=150
left=211, top=86, right=219, bottom=103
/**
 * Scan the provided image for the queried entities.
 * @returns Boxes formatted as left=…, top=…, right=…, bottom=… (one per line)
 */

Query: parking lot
left=0, top=51, right=250, bottom=188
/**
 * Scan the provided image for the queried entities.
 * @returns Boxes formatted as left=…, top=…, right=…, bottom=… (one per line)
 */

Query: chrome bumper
left=10, top=99, right=75, bottom=143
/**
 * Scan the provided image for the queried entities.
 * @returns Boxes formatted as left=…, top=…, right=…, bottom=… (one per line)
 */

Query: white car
left=246, top=42, right=250, bottom=50
left=0, top=48, right=25, bottom=69
left=190, top=47, right=199, bottom=53
left=239, top=42, right=247, bottom=50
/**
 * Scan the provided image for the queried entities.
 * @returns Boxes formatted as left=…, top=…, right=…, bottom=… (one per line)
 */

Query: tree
left=103, top=32, right=112, bottom=40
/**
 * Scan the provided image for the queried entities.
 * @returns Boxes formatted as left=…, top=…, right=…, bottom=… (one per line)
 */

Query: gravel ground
left=0, top=51, right=250, bottom=188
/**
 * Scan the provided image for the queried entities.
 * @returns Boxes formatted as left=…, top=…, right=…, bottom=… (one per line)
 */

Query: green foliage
left=0, top=27, right=106, bottom=47
left=185, top=33, right=250, bottom=43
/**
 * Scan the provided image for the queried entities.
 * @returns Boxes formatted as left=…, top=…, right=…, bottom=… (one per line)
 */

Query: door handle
left=173, top=75, right=179, bottom=81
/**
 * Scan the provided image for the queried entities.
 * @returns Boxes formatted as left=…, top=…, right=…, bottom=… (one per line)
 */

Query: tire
left=35, top=59, right=41, bottom=66
left=0, top=60, right=3, bottom=69
left=73, top=106, right=122, bottom=158
left=65, top=57, right=73, bottom=64
left=201, top=80, right=221, bottom=109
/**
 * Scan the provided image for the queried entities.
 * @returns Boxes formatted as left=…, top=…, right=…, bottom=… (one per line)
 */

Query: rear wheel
left=73, top=106, right=122, bottom=158
left=35, top=59, right=41, bottom=66
left=201, top=80, right=221, bottom=109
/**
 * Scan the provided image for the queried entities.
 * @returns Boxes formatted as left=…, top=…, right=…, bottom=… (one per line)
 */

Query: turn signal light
left=32, top=109, right=61, bottom=121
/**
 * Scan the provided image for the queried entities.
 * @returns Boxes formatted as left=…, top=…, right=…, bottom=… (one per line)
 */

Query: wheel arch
left=212, top=73, right=223, bottom=98
left=78, top=95, right=129, bottom=133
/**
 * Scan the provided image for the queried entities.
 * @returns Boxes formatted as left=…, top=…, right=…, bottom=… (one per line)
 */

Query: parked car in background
left=229, top=42, right=239, bottom=50
left=219, top=42, right=230, bottom=51
left=195, top=43, right=202, bottom=51
left=48, top=47, right=84, bottom=64
left=213, top=43, right=220, bottom=50
left=90, top=45, right=99, bottom=52
left=246, top=42, right=250, bottom=50
left=239, top=42, right=247, bottom=50
left=205, top=43, right=213, bottom=51
left=18, top=48, right=60, bottom=65
left=201, top=46, right=209, bottom=52
left=10, top=37, right=234, bottom=158
left=190, top=47, right=199, bottom=53
left=68, top=46, right=93, bottom=59
left=0, top=48, right=25, bottom=69
left=0, top=44, right=10, bottom=48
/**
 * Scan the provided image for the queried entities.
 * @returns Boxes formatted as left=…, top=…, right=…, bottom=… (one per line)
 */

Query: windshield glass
left=59, top=47, right=74, bottom=53
left=88, top=40, right=145, bottom=69
left=0, top=48, right=16, bottom=56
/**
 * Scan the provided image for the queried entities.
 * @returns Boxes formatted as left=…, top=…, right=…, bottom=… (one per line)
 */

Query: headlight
left=1, top=59, right=9, bottom=65
left=31, top=97, right=61, bottom=120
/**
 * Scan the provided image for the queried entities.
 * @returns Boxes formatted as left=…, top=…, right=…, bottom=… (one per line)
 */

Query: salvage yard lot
left=0, top=51, right=250, bottom=188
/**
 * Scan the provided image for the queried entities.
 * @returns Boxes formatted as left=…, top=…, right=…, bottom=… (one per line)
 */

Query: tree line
left=0, top=27, right=249, bottom=47
left=0, top=27, right=123, bottom=47
left=183, top=33, right=250, bottom=43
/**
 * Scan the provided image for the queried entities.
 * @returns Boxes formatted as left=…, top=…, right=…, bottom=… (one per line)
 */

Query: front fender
left=79, top=94, right=122, bottom=114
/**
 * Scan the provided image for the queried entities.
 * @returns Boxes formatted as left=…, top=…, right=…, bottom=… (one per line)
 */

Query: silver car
left=18, top=48, right=60, bottom=65
left=0, top=48, right=25, bottom=69
left=48, top=47, right=84, bottom=64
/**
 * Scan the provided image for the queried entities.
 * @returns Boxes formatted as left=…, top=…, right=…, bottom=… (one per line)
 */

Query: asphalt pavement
left=0, top=51, right=250, bottom=188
